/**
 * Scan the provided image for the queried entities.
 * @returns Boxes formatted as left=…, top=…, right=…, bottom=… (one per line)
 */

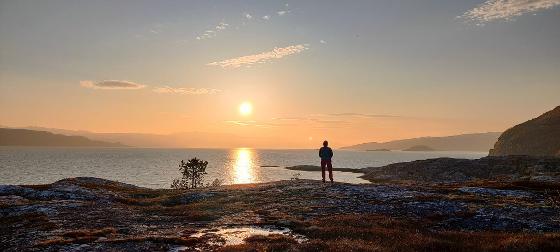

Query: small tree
left=171, top=158, right=208, bottom=189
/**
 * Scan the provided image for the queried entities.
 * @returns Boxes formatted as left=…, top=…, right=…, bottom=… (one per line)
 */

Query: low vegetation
left=1, top=177, right=559, bottom=251
left=171, top=158, right=209, bottom=189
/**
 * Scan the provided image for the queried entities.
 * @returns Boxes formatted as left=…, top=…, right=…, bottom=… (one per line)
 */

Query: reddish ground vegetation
left=1, top=177, right=559, bottom=251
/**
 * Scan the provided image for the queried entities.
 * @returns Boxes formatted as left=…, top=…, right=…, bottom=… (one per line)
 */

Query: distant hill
left=341, top=132, right=501, bottom=152
left=12, top=127, right=246, bottom=148
left=16, top=126, right=298, bottom=148
left=490, top=106, right=560, bottom=157
left=366, top=149, right=391, bottom=152
left=0, top=128, right=126, bottom=147
left=403, top=145, right=435, bottom=151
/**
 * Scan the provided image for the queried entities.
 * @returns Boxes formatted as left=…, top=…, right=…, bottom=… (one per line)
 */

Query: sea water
left=0, top=147, right=485, bottom=188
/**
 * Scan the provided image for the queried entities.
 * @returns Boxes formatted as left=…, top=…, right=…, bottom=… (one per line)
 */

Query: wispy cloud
left=277, top=10, right=289, bottom=16
left=196, top=22, right=229, bottom=40
left=262, top=15, right=270, bottom=20
left=80, top=80, right=146, bottom=90
left=225, top=111, right=407, bottom=130
left=207, top=44, right=309, bottom=69
left=272, top=113, right=405, bottom=128
left=225, top=120, right=280, bottom=128
left=245, top=13, right=253, bottom=19
left=320, top=40, right=327, bottom=44
left=215, top=22, right=229, bottom=30
left=271, top=116, right=349, bottom=126
left=328, top=113, right=401, bottom=118
left=461, top=0, right=560, bottom=23
left=152, top=86, right=221, bottom=95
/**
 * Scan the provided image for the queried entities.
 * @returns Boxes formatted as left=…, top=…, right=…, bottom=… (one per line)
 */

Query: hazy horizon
left=1, top=1, right=559, bottom=148
left=0, top=124, right=501, bottom=149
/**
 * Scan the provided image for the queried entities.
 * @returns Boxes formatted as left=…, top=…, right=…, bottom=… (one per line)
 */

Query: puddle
left=169, top=226, right=307, bottom=251
left=191, top=226, right=307, bottom=246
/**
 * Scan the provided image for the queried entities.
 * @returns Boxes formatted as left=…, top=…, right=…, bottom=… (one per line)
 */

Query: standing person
left=319, top=140, right=334, bottom=183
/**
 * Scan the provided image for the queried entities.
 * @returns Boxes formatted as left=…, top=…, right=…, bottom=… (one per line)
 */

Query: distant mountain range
left=1, top=126, right=503, bottom=150
left=2, top=126, right=277, bottom=148
left=0, top=128, right=126, bottom=147
left=490, top=105, right=560, bottom=157
left=4, top=106, right=557, bottom=156
left=341, top=132, right=502, bottom=152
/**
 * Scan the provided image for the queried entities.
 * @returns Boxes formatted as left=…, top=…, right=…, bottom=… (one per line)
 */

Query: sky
left=1, top=0, right=559, bottom=148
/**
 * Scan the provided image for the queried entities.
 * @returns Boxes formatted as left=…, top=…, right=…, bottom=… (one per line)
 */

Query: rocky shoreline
left=360, top=155, right=560, bottom=183
left=286, top=156, right=560, bottom=183
left=2, top=175, right=560, bottom=251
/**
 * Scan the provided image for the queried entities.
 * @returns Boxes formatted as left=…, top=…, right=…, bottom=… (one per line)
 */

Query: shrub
left=208, top=178, right=223, bottom=187
left=171, top=158, right=208, bottom=189
left=291, top=173, right=301, bottom=180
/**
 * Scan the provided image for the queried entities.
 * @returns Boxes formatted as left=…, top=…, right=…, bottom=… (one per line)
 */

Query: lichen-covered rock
left=1, top=178, right=559, bottom=251
left=458, top=187, right=534, bottom=198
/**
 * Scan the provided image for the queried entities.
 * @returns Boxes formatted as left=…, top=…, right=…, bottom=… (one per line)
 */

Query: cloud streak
left=196, top=22, right=229, bottom=40
left=152, top=86, right=222, bottom=95
left=461, top=0, right=560, bottom=23
left=207, top=44, right=309, bottom=69
left=80, top=80, right=146, bottom=90
left=328, top=113, right=401, bottom=118
left=225, top=120, right=280, bottom=128
left=225, top=111, right=411, bottom=130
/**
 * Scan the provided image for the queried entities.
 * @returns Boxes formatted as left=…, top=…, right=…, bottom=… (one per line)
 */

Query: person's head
left=323, top=140, right=328, bottom=147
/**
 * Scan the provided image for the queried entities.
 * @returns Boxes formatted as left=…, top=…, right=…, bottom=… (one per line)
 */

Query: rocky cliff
left=490, top=106, right=560, bottom=156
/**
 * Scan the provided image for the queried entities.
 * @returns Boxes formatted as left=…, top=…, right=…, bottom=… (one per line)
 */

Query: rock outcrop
left=402, top=145, right=435, bottom=151
left=360, top=156, right=560, bottom=183
left=490, top=106, right=560, bottom=156
left=1, top=177, right=560, bottom=251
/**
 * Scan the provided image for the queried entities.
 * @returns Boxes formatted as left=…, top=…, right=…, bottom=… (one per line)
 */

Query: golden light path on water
left=231, top=148, right=256, bottom=184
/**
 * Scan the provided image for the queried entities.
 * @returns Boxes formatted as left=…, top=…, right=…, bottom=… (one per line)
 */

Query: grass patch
left=61, top=227, right=117, bottom=239
left=290, top=214, right=560, bottom=252
left=0, top=212, right=56, bottom=233
left=142, top=205, right=218, bottom=221
left=219, top=234, right=299, bottom=252
left=104, top=235, right=201, bottom=246
left=35, top=227, right=117, bottom=247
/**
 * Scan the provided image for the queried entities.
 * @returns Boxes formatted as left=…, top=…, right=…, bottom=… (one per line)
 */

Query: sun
left=239, top=102, right=252, bottom=116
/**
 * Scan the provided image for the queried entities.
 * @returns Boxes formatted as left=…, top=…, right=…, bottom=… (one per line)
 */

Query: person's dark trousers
left=321, top=159, right=333, bottom=182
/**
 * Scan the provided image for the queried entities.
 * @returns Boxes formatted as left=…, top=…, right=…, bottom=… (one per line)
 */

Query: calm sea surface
left=0, top=147, right=486, bottom=188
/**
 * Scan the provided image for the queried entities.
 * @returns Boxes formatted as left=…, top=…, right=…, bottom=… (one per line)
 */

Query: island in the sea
left=365, top=148, right=391, bottom=152
left=402, top=145, right=435, bottom=151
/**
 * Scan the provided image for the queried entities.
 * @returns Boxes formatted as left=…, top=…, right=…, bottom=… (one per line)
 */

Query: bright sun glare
left=239, top=102, right=252, bottom=116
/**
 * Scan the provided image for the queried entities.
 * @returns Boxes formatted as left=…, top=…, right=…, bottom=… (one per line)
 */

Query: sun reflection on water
left=232, top=148, right=256, bottom=184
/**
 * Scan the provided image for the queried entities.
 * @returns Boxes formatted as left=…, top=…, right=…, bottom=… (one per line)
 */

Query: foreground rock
left=2, top=177, right=560, bottom=251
